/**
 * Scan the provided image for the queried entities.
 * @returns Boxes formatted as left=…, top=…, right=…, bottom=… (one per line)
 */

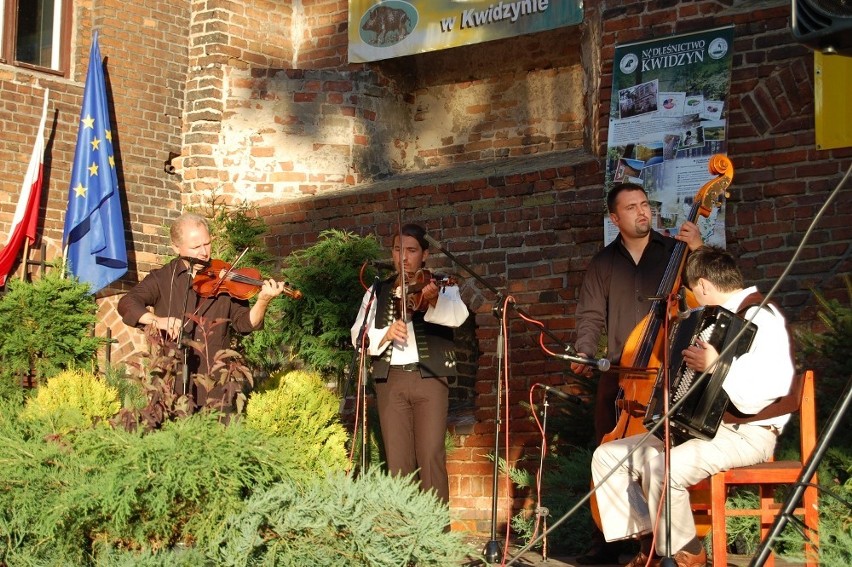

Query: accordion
left=644, top=305, right=757, bottom=445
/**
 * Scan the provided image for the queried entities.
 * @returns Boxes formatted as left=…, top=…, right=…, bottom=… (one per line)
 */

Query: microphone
left=554, top=352, right=612, bottom=372
left=537, top=384, right=583, bottom=405
left=181, top=256, right=211, bottom=267
left=369, top=260, right=396, bottom=271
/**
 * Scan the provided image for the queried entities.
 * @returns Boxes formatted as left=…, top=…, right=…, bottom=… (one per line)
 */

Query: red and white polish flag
left=0, top=90, right=49, bottom=286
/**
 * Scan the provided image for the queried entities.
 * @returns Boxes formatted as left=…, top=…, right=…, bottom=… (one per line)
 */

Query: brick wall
left=0, top=1, right=190, bottom=362
left=1, top=0, right=850, bottom=536
left=248, top=0, right=851, bottom=532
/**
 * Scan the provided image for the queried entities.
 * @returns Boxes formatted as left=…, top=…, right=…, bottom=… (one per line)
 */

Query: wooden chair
left=690, top=369, right=819, bottom=567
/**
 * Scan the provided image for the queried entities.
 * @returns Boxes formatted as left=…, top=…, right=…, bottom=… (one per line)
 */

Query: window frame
left=1, top=0, right=72, bottom=77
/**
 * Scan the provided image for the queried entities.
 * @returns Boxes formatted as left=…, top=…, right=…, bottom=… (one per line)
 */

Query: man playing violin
left=572, top=182, right=703, bottom=564
left=350, top=223, right=468, bottom=507
left=118, top=213, right=289, bottom=402
left=591, top=245, right=795, bottom=567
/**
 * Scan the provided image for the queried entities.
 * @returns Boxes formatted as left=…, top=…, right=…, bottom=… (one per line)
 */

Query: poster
left=606, top=26, right=734, bottom=246
left=348, top=0, right=583, bottom=63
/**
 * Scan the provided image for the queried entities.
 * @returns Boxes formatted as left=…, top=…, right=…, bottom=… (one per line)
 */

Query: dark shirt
left=117, top=258, right=258, bottom=374
left=574, top=230, right=678, bottom=364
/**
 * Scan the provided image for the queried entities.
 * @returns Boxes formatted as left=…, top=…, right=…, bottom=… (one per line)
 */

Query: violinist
left=350, top=223, right=468, bottom=507
left=117, top=213, right=289, bottom=400
left=572, top=182, right=703, bottom=565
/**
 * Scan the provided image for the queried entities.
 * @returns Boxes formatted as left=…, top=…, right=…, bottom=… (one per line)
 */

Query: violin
left=396, top=269, right=458, bottom=313
left=192, top=258, right=303, bottom=301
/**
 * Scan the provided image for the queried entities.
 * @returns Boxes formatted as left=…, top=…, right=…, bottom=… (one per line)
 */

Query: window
left=1, top=0, right=71, bottom=75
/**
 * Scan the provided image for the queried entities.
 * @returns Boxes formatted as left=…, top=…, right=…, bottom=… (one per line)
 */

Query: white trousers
left=591, top=423, right=778, bottom=554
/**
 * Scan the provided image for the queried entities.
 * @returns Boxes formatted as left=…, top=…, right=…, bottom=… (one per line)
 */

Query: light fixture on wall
left=164, top=151, right=180, bottom=175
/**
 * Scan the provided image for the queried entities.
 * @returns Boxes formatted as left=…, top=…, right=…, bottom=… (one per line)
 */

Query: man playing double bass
left=571, top=182, right=703, bottom=564
left=591, top=245, right=795, bottom=567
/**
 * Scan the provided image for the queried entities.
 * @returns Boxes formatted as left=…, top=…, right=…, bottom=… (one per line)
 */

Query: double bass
left=590, top=154, right=733, bottom=528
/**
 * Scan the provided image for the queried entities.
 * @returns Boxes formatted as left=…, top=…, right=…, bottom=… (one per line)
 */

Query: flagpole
left=19, top=240, right=29, bottom=282
left=61, top=243, right=68, bottom=279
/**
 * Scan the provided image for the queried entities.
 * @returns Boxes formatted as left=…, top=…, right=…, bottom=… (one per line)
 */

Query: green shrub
left=208, top=468, right=466, bottom=566
left=0, top=411, right=304, bottom=564
left=0, top=396, right=463, bottom=565
left=242, top=229, right=383, bottom=385
left=0, top=272, right=105, bottom=388
left=21, top=369, right=120, bottom=433
left=245, top=369, right=349, bottom=473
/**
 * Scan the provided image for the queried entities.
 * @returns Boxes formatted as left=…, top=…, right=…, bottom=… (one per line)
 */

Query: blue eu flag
left=63, top=31, right=127, bottom=294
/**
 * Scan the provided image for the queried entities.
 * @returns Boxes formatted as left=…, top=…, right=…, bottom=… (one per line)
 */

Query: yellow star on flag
left=109, top=155, right=115, bottom=168
left=105, top=129, right=112, bottom=142
left=90, top=137, right=101, bottom=151
left=73, top=182, right=87, bottom=197
left=88, top=162, right=99, bottom=176
left=82, top=115, right=95, bottom=129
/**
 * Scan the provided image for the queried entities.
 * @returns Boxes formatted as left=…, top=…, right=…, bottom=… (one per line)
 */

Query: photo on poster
left=679, top=127, right=704, bottom=150
left=663, top=134, right=681, bottom=160
left=635, top=141, right=665, bottom=165
left=683, top=94, right=705, bottom=115
left=700, top=100, right=725, bottom=121
left=617, top=79, right=659, bottom=119
left=640, top=161, right=665, bottom=196
left=613, top=157, right=645, bottom=183
left=658, top=92, right=686, bottom=117
left=702, top=121, right=726, bottom=142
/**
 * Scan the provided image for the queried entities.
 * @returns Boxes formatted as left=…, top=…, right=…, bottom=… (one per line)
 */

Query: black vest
left=371, top=277, right=459, bottom=380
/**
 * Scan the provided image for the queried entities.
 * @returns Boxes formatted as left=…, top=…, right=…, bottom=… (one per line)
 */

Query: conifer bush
left=245, top=369, right=349, bottom=473
left=0, top=272, right=105, bottom=389
left=0, top=411, right=304, bottom=564
left=21, top=368, right=121, bottom=433
left=242, top=229, right=383, bottom=385
left=209, top=468, right=466, bottom=566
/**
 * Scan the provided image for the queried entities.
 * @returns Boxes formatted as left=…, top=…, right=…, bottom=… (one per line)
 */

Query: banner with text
left=606, top=26, right=734, bottom=247
left=348, top=0, right=583, bottom=63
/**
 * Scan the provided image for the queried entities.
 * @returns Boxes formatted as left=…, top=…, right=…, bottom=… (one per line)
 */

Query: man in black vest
left=351, top=223, right=469, bottom=506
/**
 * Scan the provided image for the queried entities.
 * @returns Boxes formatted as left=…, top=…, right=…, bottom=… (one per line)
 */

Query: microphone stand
left=344, top=274, right=382, bottom=473
left=424, top=235, right=581, bottom=564
left=658, top=290, right=681, bottom=567
left=176, top=260, right=196, bottom=398
left=749, top=377, right=852, bottom=567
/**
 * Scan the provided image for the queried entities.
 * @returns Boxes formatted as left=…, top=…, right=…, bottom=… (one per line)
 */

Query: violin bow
left=395, top=189, right=408, bottom=322
left=212, top=247, right=249, bottom=294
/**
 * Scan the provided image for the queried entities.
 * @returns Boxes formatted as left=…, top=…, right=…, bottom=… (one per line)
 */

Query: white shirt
left=721, top=286, right=795, bottom=428
left=350, top=283, right=469, bottom=366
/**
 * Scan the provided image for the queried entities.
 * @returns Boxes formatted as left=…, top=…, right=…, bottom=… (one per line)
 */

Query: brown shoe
left=670, top=547, right=706, bottom=567
left=624, top=552, right=654, bottom=567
